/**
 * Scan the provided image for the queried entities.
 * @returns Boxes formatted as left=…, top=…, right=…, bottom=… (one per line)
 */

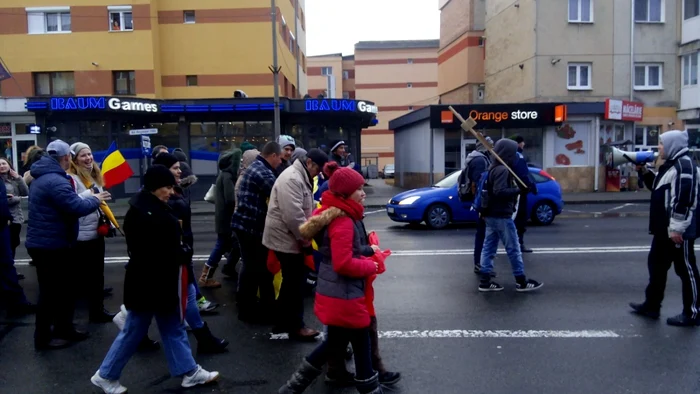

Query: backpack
left=459, top=154, right=491, bottom=202
left=471, top=170, right=491, bottom=213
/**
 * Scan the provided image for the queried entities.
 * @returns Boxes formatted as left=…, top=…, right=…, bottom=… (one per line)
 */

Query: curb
left=563, top=199, right=647, bottom=205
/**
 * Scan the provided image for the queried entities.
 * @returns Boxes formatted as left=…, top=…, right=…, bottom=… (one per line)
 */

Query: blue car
left=386, top=167, right=564, bottom=229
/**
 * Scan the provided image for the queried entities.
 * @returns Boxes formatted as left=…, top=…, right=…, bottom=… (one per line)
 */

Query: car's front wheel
left=425, top=204, right=451, bottom=229
left=531, top=201, right=556, bottom=225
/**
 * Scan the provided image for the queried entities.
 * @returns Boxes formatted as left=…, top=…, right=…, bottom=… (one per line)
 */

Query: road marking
left=269, top=329, right=635, bottom=340
left=364, top=209, right=385, bottom=215
left=12, top=245, right=674, bottom=266
left=603, top=203, right=637, bottom=213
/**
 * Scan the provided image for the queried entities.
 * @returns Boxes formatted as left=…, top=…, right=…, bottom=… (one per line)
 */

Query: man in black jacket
left=631, top=130, right=700, bottom=327
left=478, top=139, right=543, bottom=293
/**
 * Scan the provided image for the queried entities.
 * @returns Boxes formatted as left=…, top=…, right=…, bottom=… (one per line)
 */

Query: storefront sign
left=48, top=97, right=159, bottom=113
left=431, top=104, right=566, bottom=129
left=129, top=128, right=158, bottom=136
left=304, top=99, right=378, bottom=114
left=604, top=99, right=643, bottom=122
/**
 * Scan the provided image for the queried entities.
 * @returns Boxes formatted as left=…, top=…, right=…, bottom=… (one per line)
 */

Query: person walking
left=0, top=157, right=29, bottom=259
left=275, top=135, right=296, bottom=177
left=631, top=130, right=700, bottom=327
left=90, top=165, right=219, bottom=394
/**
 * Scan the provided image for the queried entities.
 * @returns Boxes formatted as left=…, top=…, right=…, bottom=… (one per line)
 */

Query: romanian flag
left=101, top=141, right=133, bottom=189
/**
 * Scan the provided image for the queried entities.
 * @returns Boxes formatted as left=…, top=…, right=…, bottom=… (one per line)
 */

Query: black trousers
left=307, top=325, right=375, bottom=380
left=235, top=230, right=275, bottom=313
left=29, top=248, right=76, bottom=344
left=9, top=223, right=21, bottom=259
left=645, top=235, right=700, bottom=319
left=515, top=193, right=528, bottom=245
left=75, top=238, right=106, bottom=315
left=274, top=251, right=306, bottom=331
left=0, top=226, right=28, bottom=309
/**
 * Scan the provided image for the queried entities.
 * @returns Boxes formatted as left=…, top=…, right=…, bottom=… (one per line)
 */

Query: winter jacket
left=68, top=174, right=102, bottom=241
left=299, top=192, right=376, bottom=329
left=639, top=130, right=700, bottom=239
left=263, top=159, right=314, bottom=254
left=514, top=152, right=537, bottom=194
left=231, top=156, right=277, bottom=237
left=3, top=174, right=28, bottom=224
left=274, top=158, right=291, bottom=177
left=235, top=149, right=260, bottom=207
left=214, top=149, right=241, bottom=235
left=458, top=151, right=490, bottom=199
left=483, top=139, right=521, bottom=219
left=123, top=190, right=189, bottom=313
left=0, top=180, right=11, bottom=230
left=26, top=156, right=101, bottom=250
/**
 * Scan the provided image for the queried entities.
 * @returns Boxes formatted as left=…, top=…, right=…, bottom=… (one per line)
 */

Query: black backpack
left=458, top=155, right=490, bottom=202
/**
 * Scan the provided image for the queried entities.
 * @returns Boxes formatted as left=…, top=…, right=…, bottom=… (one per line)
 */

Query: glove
left=518, top=184, right=530, bottom=194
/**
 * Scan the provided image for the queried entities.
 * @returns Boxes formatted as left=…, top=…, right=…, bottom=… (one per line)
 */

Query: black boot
left=355, top=372, right=384, bottom=394
left=278, top=359, right=322, bottom=393
left=192, top=322, right=229, bottom=354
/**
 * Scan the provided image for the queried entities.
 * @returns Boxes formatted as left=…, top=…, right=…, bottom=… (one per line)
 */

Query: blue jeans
left=98, top=309, right=197, bottom=379
left=474, top=216, right=486, bottom=267
left=206, top=233, right=233, bottom=268
left=186, top=283, right=204, bottom=329
left=479, top=217, right=525, bottom=279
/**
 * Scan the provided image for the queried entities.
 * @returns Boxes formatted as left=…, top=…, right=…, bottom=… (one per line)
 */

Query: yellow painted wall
left=162, top=86, right=273, bottom=99
left=3, top=0, right=150, bottom=6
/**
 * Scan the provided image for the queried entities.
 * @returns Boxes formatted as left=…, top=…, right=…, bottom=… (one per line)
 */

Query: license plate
left=387, top=207, right=395, bottom=214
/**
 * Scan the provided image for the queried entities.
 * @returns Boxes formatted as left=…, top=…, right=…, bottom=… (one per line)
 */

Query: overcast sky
left=305, top=0, right=440, bottom=56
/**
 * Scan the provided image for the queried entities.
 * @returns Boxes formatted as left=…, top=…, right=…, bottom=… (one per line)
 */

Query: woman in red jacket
left=278, top=167, right=383, bottom=394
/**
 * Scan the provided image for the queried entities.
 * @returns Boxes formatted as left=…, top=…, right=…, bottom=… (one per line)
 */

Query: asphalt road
left=4, top=205, right=700, bottom=394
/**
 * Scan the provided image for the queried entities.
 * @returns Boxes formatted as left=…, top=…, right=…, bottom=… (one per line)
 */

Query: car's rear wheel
left=531, top=201, right=556, bottom=225
left=425, top=204, right=451, bottom=229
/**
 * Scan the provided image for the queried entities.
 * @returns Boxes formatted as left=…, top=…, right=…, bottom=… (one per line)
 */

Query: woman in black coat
left=91, top=165, right=219, bottom=393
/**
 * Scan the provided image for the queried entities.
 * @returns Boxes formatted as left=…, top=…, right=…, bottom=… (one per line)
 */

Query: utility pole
left=294, top=0, right=300, bottom=98
left=270, top=0, right=282, bottom=140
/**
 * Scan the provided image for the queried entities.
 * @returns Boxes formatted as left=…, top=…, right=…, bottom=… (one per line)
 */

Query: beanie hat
left=291, top=148, right=307, bottom=163
left=69, top=142, right=90, bottom=158
left=172, top=148, right=188, bottom=162
left=512, top=135, right=525, bottom=144
left=240, top=141, right=256, bottom=152
left=307, top=148, right=328, bottom=169
left=152, top=152, right=179, bottom=169
left=278, top=135, right=296, bottom=149
left=144, top=165, right=176, bottom=192
left=328, top=167, right=365, bottom=197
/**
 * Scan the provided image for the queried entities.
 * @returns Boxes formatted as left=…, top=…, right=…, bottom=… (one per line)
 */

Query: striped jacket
left=231, top=156, right=277, bottom=237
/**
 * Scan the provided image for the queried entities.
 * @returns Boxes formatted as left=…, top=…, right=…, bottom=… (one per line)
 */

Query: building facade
left=679, top=0, right=700, bottom=137
left=307, top=53, right=345, bottom=99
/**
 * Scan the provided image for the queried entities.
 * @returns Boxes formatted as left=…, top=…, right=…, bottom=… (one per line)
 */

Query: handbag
left=204, top=184, right=216, bottom=204
left=96, top=208, right=117, bottom=238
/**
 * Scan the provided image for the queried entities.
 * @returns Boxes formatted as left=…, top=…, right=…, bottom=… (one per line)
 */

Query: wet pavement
left=4, top=212, right=700, bottom=393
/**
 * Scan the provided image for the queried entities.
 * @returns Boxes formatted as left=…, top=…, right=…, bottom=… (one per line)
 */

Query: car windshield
left=433, top=171, right=460, bottom=188
left=385, top=165, right=394, bottom=170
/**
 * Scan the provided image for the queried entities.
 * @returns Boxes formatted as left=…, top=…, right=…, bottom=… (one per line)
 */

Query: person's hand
left=371, top=245, right=380, bottom=253
left=670, top=232, right=684, bottom=244
left=518, top=184, right=530, bottom=194
left=374, top=261, right=379, bottom=272
left=9, top=169, right=19, bottom=179
left=93, top=191, right=112, bottom=202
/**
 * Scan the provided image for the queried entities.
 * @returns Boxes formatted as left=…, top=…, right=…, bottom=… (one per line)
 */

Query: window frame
left=683, top=0, right=699, bottom=20
left=342, top=91, right=350, bottom=99
left=407, top=83, right=413, bottom=88
left=183, top=10, right=196, bottom=24
left=634, top=0, right=664, bottom=23
left=407, top=58, right=414, bottom=64
left=567, top=63, right=592, bottom=90
left=321, top=67, right=332, bottom=76
left=682, top=52, right=699, bottom=87
left=568, top=0, right=594, bottom=23
left=113, top=71, right=136, bottom=95
left=342, top=70, right=349, bottom=80
left=108, top=6, right=133, bottom=32
left=634, top=63, right=663, bottom=90
left=186, top=75, right=198, bottom=87
left=33, top=72, right=75, bottom=96
left=634, top=126, right=660, bottom=148
left=26, top=7, right=72, bottom=34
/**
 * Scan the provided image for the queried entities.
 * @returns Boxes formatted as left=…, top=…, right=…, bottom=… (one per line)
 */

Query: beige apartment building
left=307, top=53, right=346, bottom=99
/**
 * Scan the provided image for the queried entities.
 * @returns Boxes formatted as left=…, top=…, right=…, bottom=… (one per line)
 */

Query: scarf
left=319, top=190, right=364, bottom=221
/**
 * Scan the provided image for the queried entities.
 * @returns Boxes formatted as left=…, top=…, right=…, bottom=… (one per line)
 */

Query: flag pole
left=0, top=56, right=28, bottom=98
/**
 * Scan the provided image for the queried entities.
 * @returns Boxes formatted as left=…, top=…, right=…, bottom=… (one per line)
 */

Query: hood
left=241, top=149, right=260, bottom=173
left=172, top=148, right=188, bottom=162
left=660, top=130, right=689, bottom=160
left=218, top=149, right=242, bottom=173
left=491, top=139, right=518, bottom=168
left=30, top=156, right=66, bottom=179
left=179, top=173, right=198, bottom=189
left=465, top=151, right=488, bottom=167
left=291, top=148, right=307, bottom=163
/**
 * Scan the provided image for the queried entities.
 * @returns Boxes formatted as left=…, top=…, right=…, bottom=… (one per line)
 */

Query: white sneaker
left=91, top=370, right=127, bottom=394
left=112, top=305, right=128, bottom=331
left=181, top=365, right=220, bottom=388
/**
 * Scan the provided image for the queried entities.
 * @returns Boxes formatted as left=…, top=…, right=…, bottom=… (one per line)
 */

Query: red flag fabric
left=178, top=265, right=188, bottom=323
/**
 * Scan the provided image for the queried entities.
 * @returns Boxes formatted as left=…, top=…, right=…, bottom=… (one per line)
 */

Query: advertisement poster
left=553, top=122, right=589, bottom=166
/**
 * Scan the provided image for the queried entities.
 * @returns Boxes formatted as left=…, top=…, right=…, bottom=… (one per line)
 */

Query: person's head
left=0, top=157, right=12, bottom=175
left=278, top=135, right=296, bottom=161
left=323, top=161, right=339, bottom=179
left=303, top=148, right=329, bottom=178
left=328, top=167, right=366, bottom=204
left=23, top=145, right=43, bottom=167
left=493, top=138, right=519, bottom=167
left=46, top=139, right=73, bottom=171
left=69, top=142, right=104, bottom=186
left=152, top=145, right=168, bottom=160
left=291, top=148, right=307, bottom=164
left=659, top=130, right=689, bottom=160
left=241, top=149, right=260, bottom=172
left=240, top=141, right=257, bottom=153
left=475, top=136, right=494, bottom=154
left=261, top=141, right=282, bottom=169
left=152, top=152, right=181, bottom=181
left=144, top=165, right=177, bottom=202
left=331, top=141, right=346, bottom=157
left=171, top=148, right=187, bottom=163
left=513, top=135, right=525, bottom=149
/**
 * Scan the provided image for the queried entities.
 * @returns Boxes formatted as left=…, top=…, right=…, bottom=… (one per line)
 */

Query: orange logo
left=441, top=111, right=454, bottom=123
left=554, top=105, right=567, bottom=122
left=469, top=110, right=509, bottom=122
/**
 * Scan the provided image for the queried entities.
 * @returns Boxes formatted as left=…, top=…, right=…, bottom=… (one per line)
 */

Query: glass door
left=14, top=136, right=38, bottom=174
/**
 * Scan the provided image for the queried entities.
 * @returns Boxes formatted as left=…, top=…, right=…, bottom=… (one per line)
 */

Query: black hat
left=152, top=152, right=179, bottom=169
left=513, top=135, right=525, bottom=144
left=307, top=148, right=329, bottom=169
left=144, top=165, right=176, bottom=192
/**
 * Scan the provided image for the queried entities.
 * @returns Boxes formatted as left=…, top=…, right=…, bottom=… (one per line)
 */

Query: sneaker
left=91, top=371, right=127, bottom=394
left=112, top=305, right=128, bottom=331
left=478, top=281, right=504, bottom=292
left=516, top=279, right=543, bottom=292
left=629, top=302, right=660, bottom=319
left=379, top=371, right=402, bottom=386
left=197, top=297, right=219, bottom=313
left=667, top=313, right=700, bottom=327
left=181, top=365, right=220, bottom=388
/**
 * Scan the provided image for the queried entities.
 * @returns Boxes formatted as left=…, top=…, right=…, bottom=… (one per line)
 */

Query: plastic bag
left=204, top=184, right=216, bottom=204
left=368, top=231, right=391, bottom=274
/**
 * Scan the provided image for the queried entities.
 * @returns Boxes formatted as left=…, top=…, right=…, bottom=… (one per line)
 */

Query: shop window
left=183, top=10, right=195, bottom=24
left=689, top=128, right=700, bottom=149
left=634, top=63, right=663, bottom=90
left=553, top=122, right=590, bottom=167
left=634, top=126, right=660, bottom=148
left=218, top=122, right=245, bottom=152
left=27, top=8, right=71, bottom=34
left=685, top=0, right=700, bottom=20
left=113, top=71, right=135, bottom=95
left=568, top=0, right=593, bottom=23
left=635, top=0, right=663, bottom=22
left=109, top=6, right=133, bottom=31
left=186, top=75, right=198, bottom=86
left=190, top=123, right=218, bottom=176
left=321, top=67, right=332, bottom=76
left=682, top=52, right=699, bottom=86
left=245, top=122, right=273, bottom=147
left=34, top=72, right=75, bottom=96
left=567, top=63, right=591, bottom=90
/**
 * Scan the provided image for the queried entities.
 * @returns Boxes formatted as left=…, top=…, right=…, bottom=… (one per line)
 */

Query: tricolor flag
left=0, top=58, right=11, bottom=82
left=101, top=141, right=134, bottom=189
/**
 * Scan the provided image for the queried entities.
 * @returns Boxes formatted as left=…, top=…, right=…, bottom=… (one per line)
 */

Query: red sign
left=604, top=99, right=643, bottom=122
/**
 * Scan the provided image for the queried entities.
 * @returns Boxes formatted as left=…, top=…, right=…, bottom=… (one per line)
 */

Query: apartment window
left=634, top=126, right=660, bottom=147
left=34, top=72, right=74, bottom=96
left=184, top=10, right=195, bottom=23
left=567, top=63, right=591, bottom=90
left=407, top=83, right=413, bottom=88
left=342, top=91, right=350, bottom=99
left=635, top=0, right=663, bottom=22
left=683, top=52, right=699, bottom=86
left=477, top=89, right=485, bottom=100
left=408, top=106, right=414, bottom=111
left=634, top=63, right=662, bottom=89
left=478, top=37, right=485, bottom=47
left=186, top=75, right=198, bottom=86
left=343, top=70, right=349, bottom=80
left=321, top=67, right=332, bottom=76
left=113, top=71, right=135, bottom=95
left=26, top=8, right=71, bottom=34
left=568, top=0, right=593, bottom=23
left=407, top=58, right=414, bottom=64
left=685, top=0, right=700, bottom=20
left=109, top=6, right=133, bottom=31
